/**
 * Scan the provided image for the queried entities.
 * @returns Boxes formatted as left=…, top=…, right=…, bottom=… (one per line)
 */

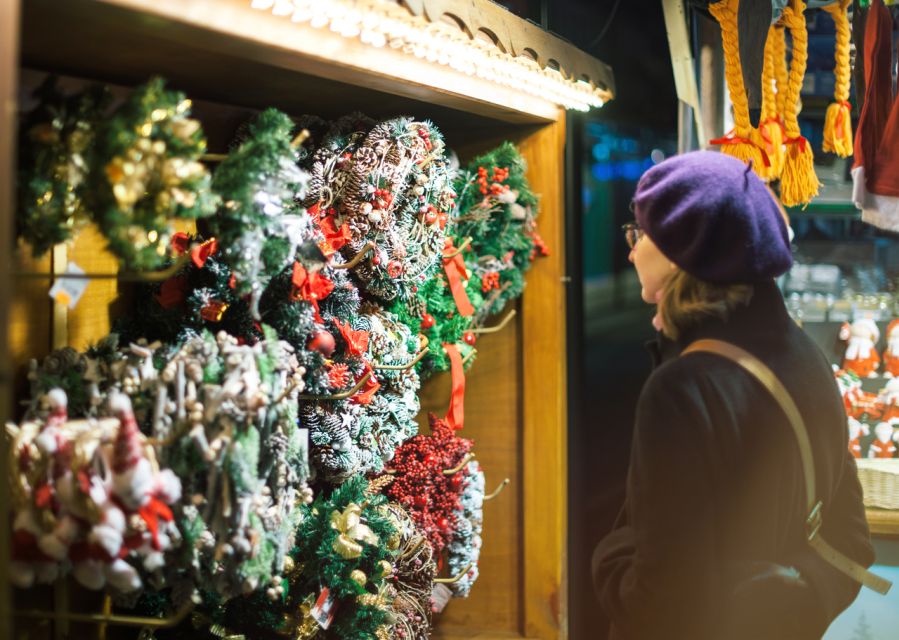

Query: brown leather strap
left=683, top=338, right=892, bottom=595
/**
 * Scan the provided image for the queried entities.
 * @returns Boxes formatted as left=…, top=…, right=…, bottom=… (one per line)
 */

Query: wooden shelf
left=21, top=0, right=589, bottom=129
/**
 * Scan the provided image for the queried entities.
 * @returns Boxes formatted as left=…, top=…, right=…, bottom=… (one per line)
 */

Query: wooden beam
left=520, top=114, right=567, bottom=639
left=0, top=0, right=20, bottom=635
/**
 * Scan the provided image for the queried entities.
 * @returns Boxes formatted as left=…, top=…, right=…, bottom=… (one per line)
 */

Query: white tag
left=48, top=263, right=89, bottom=309
left=430, top=583, right=453, bottom=613
left=310, top=587, right=337, bottom=629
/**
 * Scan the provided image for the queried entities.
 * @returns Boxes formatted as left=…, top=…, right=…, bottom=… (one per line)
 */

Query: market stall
left=0, top=1, right=614, bottom=639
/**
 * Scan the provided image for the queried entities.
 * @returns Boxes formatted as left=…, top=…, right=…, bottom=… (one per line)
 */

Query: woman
left=592, top=151, right=874, bottom=639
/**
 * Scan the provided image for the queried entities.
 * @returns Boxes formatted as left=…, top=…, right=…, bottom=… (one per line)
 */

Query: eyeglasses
left=622, top=223, right=644, bottom=249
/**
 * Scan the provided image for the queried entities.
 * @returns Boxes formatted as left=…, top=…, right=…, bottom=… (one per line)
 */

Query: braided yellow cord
left=780, top=0, right=819, bottom=206
left=709, top=0, right=767, bottom=174
left=710, top=0, right=751, bottom=138
left=822, top=0, right=853, bottom=156
left=760, top=25, right=785, bottom=178
left=773, top=25, right=789, bottom=121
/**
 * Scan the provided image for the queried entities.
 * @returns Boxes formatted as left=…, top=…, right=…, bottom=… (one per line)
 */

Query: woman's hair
left=656, top=269, right=754, bottom=340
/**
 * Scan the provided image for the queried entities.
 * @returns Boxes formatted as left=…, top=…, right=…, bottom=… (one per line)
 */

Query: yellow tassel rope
left=760, top=24, right=785, bottom=179
left=773, top=25, right=789, bottom=122
left=822, top=0, right=853, bottom=157
left=709, top=0, right=770, bottom=176
left=780, top=0, right=819, bottom=207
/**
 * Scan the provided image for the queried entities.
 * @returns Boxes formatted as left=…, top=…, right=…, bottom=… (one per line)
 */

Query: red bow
left=170, top=233, right=218, bottom=268
left=332, top=319, right=370, bottom=357
left=442, top=240, right=474, bottom=317
left=351, top=363, right=381, bottom=405
left=291, top=263, right=335, bottom=324
left=191, top=238, right=218, bottom=268
left=318, top=214, right=352, bottom=257
left=137, top=496, right=174, bottom=551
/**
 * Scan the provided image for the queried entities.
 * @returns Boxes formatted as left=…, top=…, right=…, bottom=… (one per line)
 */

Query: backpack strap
left=682, top=338, right=892, bottom=595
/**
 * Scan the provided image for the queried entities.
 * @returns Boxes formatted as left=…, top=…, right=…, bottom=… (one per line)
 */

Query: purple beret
left=633, top=151, right=792, bottom=284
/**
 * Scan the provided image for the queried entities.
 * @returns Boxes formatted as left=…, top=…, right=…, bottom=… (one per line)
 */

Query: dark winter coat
left=592, top=281, right=874, bottom=640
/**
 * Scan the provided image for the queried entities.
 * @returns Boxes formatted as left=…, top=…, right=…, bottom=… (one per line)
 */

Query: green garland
left=93, top=77, right=219, bottom=270
left=209, top=108, right=312, bottom=316
left=16, top=77, right=111, bottom=256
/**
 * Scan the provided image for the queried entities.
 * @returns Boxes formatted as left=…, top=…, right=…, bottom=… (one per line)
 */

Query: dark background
left=496, top=2, right=678, bottom=638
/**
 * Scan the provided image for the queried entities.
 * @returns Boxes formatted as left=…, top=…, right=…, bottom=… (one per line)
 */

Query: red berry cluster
left=417, top=127, right=432, bottom=151
left=385, top=414, right=473, bottom=554
left=373, top=187, right=393, bottom=210
left=420, top=204, right=447, bottom=229
left=529, top=230, right=550, bottom=259
left=477, top=165, right=510, bottom=196
left=480, top=271, right=500, bottom=292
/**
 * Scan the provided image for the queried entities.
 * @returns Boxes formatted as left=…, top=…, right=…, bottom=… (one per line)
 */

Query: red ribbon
left=443, top=344, right=466, bottom=431
left=784, top=135, right=808, bottom=152
left=332, top=318, right=370, bottom=357
left=318, top=214, right=352, bottom=257
left=291, top=263, right=335, bottom=323
left=834, top=101, right=851, bottom=140
left=442, top=241, right=475, bottom=317
left=351, top=363, right=381, bottom=405
left=709, top=131, right=771, bottom=167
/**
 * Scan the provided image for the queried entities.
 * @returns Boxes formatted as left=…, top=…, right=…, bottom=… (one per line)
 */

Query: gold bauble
left=350, top=569, right=367, bottom=586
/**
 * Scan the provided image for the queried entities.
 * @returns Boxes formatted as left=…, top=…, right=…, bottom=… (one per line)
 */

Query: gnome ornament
left=840, top=319, right=881, bottom=378
left=883, top=320, right=899, bottom=378
left=848, top=417, right=870, bottom=459
left=869, top=422, right=897, bottom=459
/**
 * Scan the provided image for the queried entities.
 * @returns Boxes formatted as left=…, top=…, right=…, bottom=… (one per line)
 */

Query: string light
left=250, top=0, right=607, bottom=112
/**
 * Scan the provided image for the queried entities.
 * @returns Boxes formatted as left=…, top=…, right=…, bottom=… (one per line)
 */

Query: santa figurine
left=848, top=417, right=869, bottom=459
left=835, top=368, right=882, bottom=420
left=868, top=421, right=897, bottom=459
left=883, top=320, right=899, bottom=378
left=879, top=377, right=899, bottom=424
left=840, top=318, right=881, bottom=378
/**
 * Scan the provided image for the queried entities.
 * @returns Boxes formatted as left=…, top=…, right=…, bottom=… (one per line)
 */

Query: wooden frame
left=6, top=1, right=612, bottom=638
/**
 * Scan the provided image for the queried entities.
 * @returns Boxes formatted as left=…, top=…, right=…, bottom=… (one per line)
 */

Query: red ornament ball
left=463, top=331, right=477, bottom=346
left=420, top=314, right=436, bottom=330
left=308, top=331, right=336, bottom=357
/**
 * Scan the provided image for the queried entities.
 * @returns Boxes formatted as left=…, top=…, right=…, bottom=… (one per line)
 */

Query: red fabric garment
left=852, top=0, right=894, bottom=174
left=852, top=0, right=899, bottom=229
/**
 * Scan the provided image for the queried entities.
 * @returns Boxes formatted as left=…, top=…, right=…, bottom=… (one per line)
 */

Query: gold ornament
left=330, top=503, right=379, bottom=559
left=377, top=560, right=393, bottom=578
left=350, top=569, right=367, bottom=586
